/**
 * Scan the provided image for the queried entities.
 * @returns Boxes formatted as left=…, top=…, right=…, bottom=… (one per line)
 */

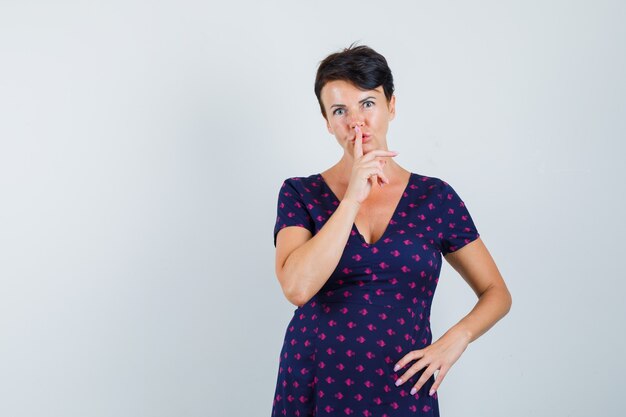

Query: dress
left=271, top=172, right=480, bottom=417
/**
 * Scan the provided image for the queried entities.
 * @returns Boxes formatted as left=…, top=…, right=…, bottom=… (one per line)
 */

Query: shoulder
left=410, top=172, right=448, bottom=195
left=280, top=173, right=319, bottom=188
left=408, top=173, right=466, bottom=211
left=278, top=174, right=320, bottom=198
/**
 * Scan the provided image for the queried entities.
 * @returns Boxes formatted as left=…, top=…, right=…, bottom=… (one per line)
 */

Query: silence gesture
left=343, top=124, right=399, bottom=205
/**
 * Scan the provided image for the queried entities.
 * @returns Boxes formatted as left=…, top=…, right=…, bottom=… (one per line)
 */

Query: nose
left=349, top=118, right=365, bottom=129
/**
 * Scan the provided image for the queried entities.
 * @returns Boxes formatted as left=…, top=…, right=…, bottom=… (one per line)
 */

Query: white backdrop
left=1, top=1, right=624, bottom=416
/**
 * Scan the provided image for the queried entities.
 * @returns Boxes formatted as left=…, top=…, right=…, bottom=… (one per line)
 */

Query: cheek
left=373, top=114, right=388, bottom=128
left=331, top=123, right=348, bottom=136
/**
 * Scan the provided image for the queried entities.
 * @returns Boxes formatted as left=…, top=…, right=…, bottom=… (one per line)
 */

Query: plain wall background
left=1, top=1, right=624, bottom=416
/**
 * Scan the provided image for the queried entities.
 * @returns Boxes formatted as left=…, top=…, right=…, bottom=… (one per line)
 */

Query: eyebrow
left=330, top=96, right=377, bottom=109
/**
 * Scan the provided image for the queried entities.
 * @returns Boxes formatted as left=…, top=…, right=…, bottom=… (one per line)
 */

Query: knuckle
left=408, top=365, right=421, bottom=375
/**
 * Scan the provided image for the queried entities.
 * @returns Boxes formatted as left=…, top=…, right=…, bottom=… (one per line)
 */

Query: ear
left=388, top=95, right=396, bottom=121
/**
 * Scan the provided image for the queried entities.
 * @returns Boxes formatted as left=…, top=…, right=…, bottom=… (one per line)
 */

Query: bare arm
left=275, top=197, right=360, bottom=307
left=441, top=236, right=512, bottom=343
left=393, top=237, right=512, bottom=396
left=275, top=125, right=398, bottom=307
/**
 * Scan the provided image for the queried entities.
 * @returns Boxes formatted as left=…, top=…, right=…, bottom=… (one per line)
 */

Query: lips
left=352, top=134, right=371, bottom=142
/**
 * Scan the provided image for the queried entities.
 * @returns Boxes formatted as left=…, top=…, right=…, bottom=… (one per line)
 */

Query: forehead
left=321, top=79, right=385, bottom=102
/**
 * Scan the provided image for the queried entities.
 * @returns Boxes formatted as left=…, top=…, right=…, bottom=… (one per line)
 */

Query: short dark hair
left=314, top=42, right=395, bottom=120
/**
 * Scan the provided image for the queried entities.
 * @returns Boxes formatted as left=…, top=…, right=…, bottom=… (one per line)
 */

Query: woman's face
left=320, top=79, right=396, bottom=155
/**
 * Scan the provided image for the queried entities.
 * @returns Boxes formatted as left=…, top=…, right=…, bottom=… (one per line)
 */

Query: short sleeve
left=437, top=180, right=480, bottom=255
left=273, top=178, right=315, bottom=247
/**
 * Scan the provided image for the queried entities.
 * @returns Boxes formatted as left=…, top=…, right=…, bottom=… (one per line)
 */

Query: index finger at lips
left=353, top=126, right=363, bottom=159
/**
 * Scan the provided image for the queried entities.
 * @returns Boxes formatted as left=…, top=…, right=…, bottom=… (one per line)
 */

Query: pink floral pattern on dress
left=272, top=173, right=480, bottom=416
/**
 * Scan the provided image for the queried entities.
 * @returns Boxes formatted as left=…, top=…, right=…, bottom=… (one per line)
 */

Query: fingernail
left=355, top=126, right=360, bottom=132
left=410, top=387, right=417, bottom=395
left=395, top=378, right=403, bottom=386
left=393, top=364, right=400, bottom=372
left=429, top=389, right=435, bottom=396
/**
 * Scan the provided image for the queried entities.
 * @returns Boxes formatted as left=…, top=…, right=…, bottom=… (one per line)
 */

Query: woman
left=271, top=43, right=512, bottom=416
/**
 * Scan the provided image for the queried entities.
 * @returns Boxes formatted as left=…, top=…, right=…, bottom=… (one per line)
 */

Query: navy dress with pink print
left=271, top=172, right=480, bottom=417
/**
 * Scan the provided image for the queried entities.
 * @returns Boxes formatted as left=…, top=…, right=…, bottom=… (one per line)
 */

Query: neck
left=330, top=155, right=405, bottom=186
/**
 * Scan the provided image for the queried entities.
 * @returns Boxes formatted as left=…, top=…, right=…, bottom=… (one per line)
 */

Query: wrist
left=448, top=324, right=473, bottom=344
left=340, top=197, right=361, bottom=210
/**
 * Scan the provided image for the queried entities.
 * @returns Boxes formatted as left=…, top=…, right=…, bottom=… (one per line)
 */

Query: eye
left=363, top=100, right=375, bottom=108
left=333, top=108, right=345, bottom=116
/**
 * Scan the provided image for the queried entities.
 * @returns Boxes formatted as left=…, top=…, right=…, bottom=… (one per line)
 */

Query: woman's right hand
left=344, top=125, right=399, bottom=204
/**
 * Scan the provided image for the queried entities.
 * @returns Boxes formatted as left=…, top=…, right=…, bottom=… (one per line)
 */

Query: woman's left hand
left=392, top=327, right=471, bottom=396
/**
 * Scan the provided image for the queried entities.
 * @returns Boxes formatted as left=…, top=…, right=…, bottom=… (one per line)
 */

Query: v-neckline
left=317, top=172, right=414, bottom=246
